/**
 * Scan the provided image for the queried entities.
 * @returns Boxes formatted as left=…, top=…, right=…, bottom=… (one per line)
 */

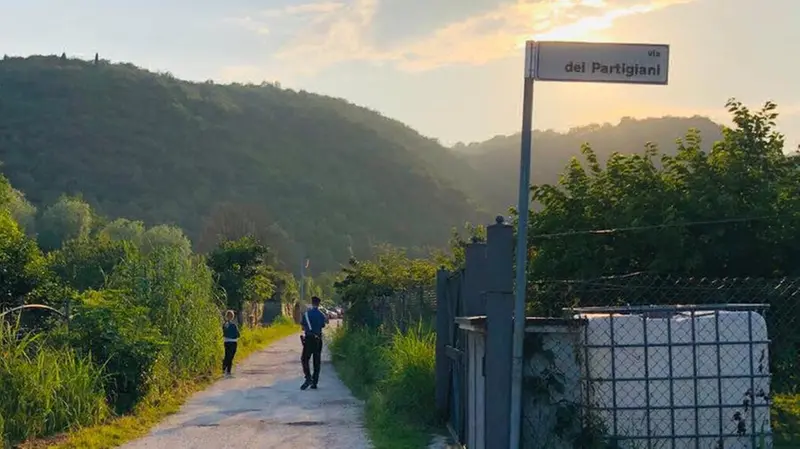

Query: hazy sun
left=530, top=2, right=660, bottom=42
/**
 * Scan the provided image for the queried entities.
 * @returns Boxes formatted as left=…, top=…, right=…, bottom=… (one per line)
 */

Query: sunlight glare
left=531, top=3, right=659, bottom=42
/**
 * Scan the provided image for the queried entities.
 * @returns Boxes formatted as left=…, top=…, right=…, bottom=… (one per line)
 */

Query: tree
left=0, top=212, right=52, bottom=309
left=37, top=195, right=93, bottom=251
left=206, top=236, right=277, bottom=316
left=140, top=224, right=191, bottom=258
left=196, top=202, right=295, bottom=267
left=525, top=99, right=800, bottom=280
left=99, top=218, right=145, bottom=245
left=50, top=236, right=133, bottom=291
left=6, top=188, right=36, bottom=236
left=334, top=245, right=438, bottom=325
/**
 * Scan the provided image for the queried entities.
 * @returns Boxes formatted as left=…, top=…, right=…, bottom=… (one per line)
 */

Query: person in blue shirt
left=222, top=310, right=240, bottom=377
left=300, top=296, right=328, bottom=390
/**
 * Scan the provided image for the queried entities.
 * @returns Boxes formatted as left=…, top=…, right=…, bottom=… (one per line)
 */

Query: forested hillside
left=0, top=55, right=486, bottom=272
left=0, top=55, right=732, bottom=271
left=454, top=116, right=724, bottom=213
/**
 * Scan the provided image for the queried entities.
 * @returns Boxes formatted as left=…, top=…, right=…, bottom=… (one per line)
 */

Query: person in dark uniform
left=300, top=296, right=327, bottom=390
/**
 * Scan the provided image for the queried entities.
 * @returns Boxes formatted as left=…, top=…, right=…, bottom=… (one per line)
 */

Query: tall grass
left=108, top=248, right=221, bottom=379
left=329, top=323, right=436, bottom=449
left=0, top=322, right=108, bottom=446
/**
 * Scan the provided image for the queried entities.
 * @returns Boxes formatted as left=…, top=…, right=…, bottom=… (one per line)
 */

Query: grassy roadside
left=18, top=320, right=298, bottom=449
left=774, top=393, right=800, bottom=448
left=328, top=323, right=437, bottom=449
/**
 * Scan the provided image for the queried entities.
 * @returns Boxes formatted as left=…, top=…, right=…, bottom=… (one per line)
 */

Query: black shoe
left=310, top=383, right=318, bottom=390
left=300, top=380, right=311, bottom=390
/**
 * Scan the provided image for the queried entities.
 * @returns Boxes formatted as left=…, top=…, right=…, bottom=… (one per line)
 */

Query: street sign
left=526, top=41, right=670, bottom=85
left=509, top=39, right=671, bottom=449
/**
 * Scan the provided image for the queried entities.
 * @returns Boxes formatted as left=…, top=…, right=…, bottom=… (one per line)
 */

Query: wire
left=530, top=215, right=784, bottom=240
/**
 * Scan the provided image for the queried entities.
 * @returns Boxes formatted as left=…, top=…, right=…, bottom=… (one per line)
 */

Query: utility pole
left=299, top=246, right=308, bottom=305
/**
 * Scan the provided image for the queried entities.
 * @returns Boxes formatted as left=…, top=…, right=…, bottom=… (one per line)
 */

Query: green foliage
left=37, top=195, right=93, bottom=251
left=58, top=291, right=168, bottom=414
left=6, top=188, right=36, bottom=235
left=99, top=218, right=145, bottom=245
left=457, top=115, right=725, bottom=214
left=270, top=269, right=299, bottom=306
left=0, top=173, right=305, bottom=445
left=329, top=324, right=436, bottom=449
left=0, top=322, right=109, bottom=445
left=139, top=224, right=192, bottom=259
left=311, top=272, right=341, bottom=305
left=0, top=55, right=486, bottom=272
left=108, top=247, right=221, bottom=379
left=438, top=222, right=487, bottom=270
left=526, top=99, right=800, bottom=279
left=0, top=212, right=53, bottom=310
left=207, top=236, right=277, bottom=312
left=50, top=237, right=133, bottom=292
left=373, top=325, right=436, bottom=425
left=335, top=246, right=438, bottom=327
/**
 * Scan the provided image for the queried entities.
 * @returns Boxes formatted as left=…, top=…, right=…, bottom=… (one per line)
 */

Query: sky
left=1, top=0, right=798, bottom=149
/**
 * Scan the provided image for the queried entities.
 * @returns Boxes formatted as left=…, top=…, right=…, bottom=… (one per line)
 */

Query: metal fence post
left=484, top=216, right=515, bottom=449
left=435, top=268, right=450, bottom=414
left=463, top=240, right=488, bottom=317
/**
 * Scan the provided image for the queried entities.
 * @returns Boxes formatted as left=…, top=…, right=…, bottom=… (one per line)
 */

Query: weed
left=329, top=323, right=436, bottom=449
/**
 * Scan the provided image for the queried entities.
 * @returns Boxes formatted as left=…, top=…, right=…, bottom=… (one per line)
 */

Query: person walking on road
left=300, top=296, right=327, bottom=390
left=222, top=310, right=240, bottom=377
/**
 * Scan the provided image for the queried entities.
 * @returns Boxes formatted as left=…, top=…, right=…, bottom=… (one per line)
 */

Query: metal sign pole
left=507, top=40, right=669, bottom=448
left=509, top=41, right=536, bottom=449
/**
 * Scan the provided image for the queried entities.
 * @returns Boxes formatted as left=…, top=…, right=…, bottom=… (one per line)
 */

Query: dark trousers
left=222, top=341, right=238, bottom=374
left=301, top=334, right=322, bottom=384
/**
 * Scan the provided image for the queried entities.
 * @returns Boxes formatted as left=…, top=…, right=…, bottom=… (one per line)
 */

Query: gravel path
left=121, top=328, right=371, bottom=449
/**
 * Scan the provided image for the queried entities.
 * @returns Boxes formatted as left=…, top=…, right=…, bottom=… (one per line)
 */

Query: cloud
left=224, top=16, right=270, bottom=35
left=237, top=0, right=695, bottom=74
left=272, top=0, right=386, bottom=75
left=261, top=2, right=345, bottom=18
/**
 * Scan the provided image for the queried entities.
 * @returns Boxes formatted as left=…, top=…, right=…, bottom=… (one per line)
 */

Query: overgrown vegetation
left=0, top=174, right=301, bottom=447
left=329, top=323, right=436, bottom=449
left=331, top=100, right=800, bottom=447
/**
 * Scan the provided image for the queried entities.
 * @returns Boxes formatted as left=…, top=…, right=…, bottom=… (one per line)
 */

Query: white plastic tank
left=578, top=308, right=771, bottom=449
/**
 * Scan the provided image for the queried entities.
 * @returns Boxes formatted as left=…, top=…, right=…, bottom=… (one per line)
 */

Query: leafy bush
left=49, top=237, right=133, bottom=292
left=0, top=213, right=52, bottom=310
left=37, top=195, right=93, bottom=252
left=61, top=291, right=168, bottom=414
left=329, top=323, right=436, bottom=447
left=108, top=247, right=221, bottom=379
left=0, top=322, right=108, bottom=445
left=329, top=325, right=389, bottom=396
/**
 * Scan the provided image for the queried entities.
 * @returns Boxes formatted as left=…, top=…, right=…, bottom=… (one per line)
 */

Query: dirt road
left=121, top=329, right=371, bottom=449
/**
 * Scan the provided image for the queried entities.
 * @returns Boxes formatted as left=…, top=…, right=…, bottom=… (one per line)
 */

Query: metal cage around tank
left=569, top=303, right=772, bottom=449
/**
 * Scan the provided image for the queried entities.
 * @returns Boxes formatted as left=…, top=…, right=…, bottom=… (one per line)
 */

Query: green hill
left=0, top=55, right=487, bottom=271
left=0, top=55, right=728, bottom=271
left=453, top=116, right=724, bottom=213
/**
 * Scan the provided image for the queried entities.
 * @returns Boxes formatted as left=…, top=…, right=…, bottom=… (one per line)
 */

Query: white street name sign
left=526, top=41, right=670, bottom=85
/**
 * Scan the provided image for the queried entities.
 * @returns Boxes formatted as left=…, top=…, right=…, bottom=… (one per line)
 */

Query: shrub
left=0, top=322, right=108, bottom=445
left=108, top=247, right=221, bottom=379
left=329, top=323, right=436, bottom=425
left=61, top=290, right=168, bottom=414
left=376, top=325, right=436, bottom=426
left=49, top=237, right=134, bottom=292
left=329, top=325, right=389, bottom=396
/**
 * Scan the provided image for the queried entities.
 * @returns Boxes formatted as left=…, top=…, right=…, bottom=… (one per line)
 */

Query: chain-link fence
left=521, top=274, right=800, bottom=448
left=344, top=284, right=437, bottom=332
